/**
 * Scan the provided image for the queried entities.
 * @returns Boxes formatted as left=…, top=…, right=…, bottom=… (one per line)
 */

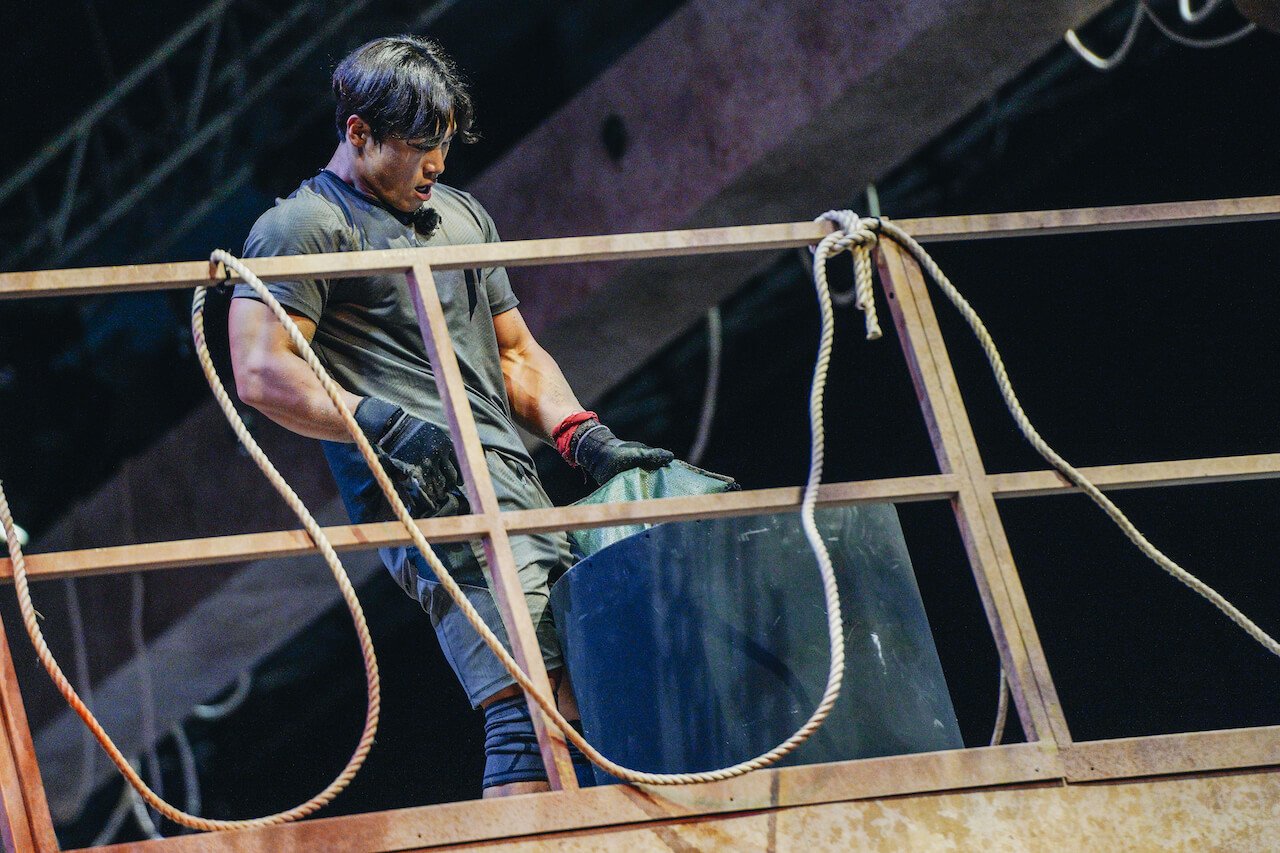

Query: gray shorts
left=377, top=448, right=571, bottom=707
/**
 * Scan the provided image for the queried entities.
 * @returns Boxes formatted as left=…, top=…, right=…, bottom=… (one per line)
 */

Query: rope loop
left=0, top=263, right=385, bottom=831
left=3, top=242, right=853, bottom=829
left=188, top=251, right=849, bottom=790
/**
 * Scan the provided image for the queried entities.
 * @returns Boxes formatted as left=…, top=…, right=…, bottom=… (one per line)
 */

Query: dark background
left=1, top=1, right=1278, bottom=845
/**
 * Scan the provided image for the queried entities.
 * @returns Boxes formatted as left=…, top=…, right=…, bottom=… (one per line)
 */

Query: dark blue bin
left=549, top=504, right=963, bottom=784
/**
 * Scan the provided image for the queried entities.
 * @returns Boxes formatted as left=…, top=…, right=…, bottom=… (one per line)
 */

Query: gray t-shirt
left=233, top=169, right=529, bottom=465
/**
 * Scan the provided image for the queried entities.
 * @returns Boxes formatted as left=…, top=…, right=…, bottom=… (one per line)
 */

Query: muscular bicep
left=493, top=306, right=534, bottom=359
left=224, top=297, right=363, bottom=440
left=228, top=298, right=317, bottom=405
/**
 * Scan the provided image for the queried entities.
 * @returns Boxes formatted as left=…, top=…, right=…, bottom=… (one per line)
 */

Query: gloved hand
left=560, top=415, right=674, bottom=485
left=354, top=396, right=467, bottom=518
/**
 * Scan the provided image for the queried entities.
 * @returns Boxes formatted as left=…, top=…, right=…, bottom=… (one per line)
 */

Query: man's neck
left=321, top=144, right=422, bottom=228
left=324, top=144, right=363, bottom=194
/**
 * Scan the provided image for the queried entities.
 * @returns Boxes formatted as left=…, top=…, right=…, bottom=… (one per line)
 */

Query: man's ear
left=345, top=115, right=372, bottom=148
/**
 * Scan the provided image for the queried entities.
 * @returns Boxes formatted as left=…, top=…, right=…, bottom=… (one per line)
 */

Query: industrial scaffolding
left=0, top=195, right=1277, bottom=851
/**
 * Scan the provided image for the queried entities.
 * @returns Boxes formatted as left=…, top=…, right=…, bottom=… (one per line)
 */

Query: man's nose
left=422, top=151, right=444, bottom=178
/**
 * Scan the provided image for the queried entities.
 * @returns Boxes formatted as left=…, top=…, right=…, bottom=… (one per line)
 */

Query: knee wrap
left=483, top=695, right=544, bottom=788
left=482, top=696, right=597, bottom=789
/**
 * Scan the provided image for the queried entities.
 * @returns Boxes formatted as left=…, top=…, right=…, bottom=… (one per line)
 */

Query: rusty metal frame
left=0, top=194, right=1276, bottom=851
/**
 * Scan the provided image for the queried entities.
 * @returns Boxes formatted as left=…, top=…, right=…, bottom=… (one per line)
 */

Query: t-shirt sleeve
left=232, top=198, right=349, bottom=324
left=469, top=197, right=520, bottom=316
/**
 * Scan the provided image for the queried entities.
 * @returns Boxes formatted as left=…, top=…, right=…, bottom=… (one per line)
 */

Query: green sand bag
left=567, top=460, right=739, bottom=559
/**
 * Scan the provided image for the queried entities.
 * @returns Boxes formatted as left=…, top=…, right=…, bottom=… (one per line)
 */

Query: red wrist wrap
left=552, top=411, right=598, bottom=466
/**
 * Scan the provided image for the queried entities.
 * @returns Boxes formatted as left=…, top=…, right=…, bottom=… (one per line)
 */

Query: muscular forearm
left=236, top=351, right=364, bottom=442
left=494, top=309, right=673, bottom=483
left=501, top=339, right=584, bottom=443
left=247, top=363, right=366, bottom=440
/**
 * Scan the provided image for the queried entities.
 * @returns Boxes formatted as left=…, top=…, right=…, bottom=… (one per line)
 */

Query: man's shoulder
left=245, top=178, right=354, bottom=257
left=252, top=180, right=349, bottom=234
left=434, top=182, right=481, bottom=209
left=433, top=184, right=499, bottom=240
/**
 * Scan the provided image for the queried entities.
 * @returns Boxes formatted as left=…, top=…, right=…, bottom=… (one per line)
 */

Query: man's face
left=350, top=118, right=452, bottom=213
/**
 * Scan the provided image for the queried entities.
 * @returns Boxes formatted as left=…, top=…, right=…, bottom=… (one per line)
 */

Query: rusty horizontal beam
left=0, top=221, right=836, bottom=298
left=989, top=453, right=1280, bottom=498
left=1063, top=725, right=1280, bottom=782
left=905, top=195, right=1280, bottom=242
left=3, top=195, right=1278, bottom=299
left=0, top=474, right=960, bottom=582
left=74, top=723, right=1280, bottom=852
left=78, top=743, right=1058, bottom=853
left=10, top=450, right=1280, bottom=583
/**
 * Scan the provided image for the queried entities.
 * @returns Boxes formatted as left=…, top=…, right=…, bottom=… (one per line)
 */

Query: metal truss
left=0, top=0, right=460, bottom=272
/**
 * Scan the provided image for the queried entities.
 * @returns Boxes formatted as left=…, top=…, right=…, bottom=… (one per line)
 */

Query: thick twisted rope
left=812, top=209, right=882, bottom=342
left=195, top=250, right=846, bottom=787
left=816, top=210, right=1280, bottom=660
left=0, top=295, right=383, bottom=831
left=990, top=669, right=1009, bottom=747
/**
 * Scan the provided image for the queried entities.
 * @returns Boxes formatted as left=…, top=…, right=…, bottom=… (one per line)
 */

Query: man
left=228, top=35, right=672, bottom=797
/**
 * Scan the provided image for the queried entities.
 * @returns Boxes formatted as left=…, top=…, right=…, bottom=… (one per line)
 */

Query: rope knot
left=813, top=210, right=883, bottom=340
left=206, top=261, right=237, bottom=296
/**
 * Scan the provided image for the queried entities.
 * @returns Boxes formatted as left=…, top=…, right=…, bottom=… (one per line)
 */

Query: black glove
left=354, top=396, right=467, bottom=518
left=570, top=420, right=674, bottom=485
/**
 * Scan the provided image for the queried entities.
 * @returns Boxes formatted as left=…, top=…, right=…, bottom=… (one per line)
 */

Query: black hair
left=332, top=35, right=477, bottom=146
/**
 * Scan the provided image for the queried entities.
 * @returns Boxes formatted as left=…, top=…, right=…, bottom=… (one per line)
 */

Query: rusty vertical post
left=875, top=240, right=1072, bottom=748
left=405, top=264, right=577, bottom=790
left=0, top=613, right=58, bottom=851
